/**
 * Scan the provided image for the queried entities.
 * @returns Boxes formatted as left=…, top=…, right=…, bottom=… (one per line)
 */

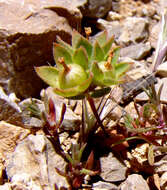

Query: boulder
left=0, top=0, right=83, bottom=98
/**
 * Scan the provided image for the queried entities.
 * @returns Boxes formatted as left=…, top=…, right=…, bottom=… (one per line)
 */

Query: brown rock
left=0, top=121, right=30, bottom=164
left=0, top=0, right=82, bottom=98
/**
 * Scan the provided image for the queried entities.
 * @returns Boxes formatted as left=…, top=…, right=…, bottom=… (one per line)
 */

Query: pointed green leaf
left=73, top=46, right=89, bottom=70
left=115, top=62, right=131, bottom=78
left=102, top=35, right=114, bottom=56
left=103, top=78, right=120, bottom=86
left=72, top=30, right=93, bottom=58
left=111, top=47, right=120, bottom=66
left=72, top=30, right=82, bottom=49
left=95, top=30, right=107, bottom=47
left=65, top=153, right=74, bottom=166
left=93, top=41, right=105, bottom=62
left=91, top=62, right=104, bottom=86
left=104, top=70, right=116, bottom=79
left=56, top=36, right=73, bottom=55
left=124, top=114, right=134, bottom=129
left=53, top=43, right=72, bottom=66
left=78, top=143, right=87, bottom=162
left=35, top=66, right=59, bottom=88
left=76, top=71, right=93, bottom=93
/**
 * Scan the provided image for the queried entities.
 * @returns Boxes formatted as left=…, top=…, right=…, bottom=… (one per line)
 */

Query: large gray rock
left=0, top=0, right=83, bottom=98
left=120, top=42, right=151, bottom=60
left=118, top=17, right=149, bottom=45
left=97, top=17, right=149, bottom=46
left=120, top=174, right=150, bottom=190
left=6, top=134, right=70, bottom=190
left=100, top=152, right=127, bottom=182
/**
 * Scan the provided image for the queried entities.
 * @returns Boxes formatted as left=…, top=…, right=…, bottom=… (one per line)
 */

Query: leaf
left=102, top=35, right=114, bottom=56
left=90, top=87, right=111, bottom=98
left=56, top=36, right=73, bottom=55
left=65, top=153, right=74, bottom=166
left=153, top=9, right=167, bottom=71
left=78, top=143, right=87, bottom=162
left=103, top=77, right=120, bottom=86
left=48, top=98, right=56, bottom=123
left=35, top=66, right=59, bottom=88
left=53, top=43, right=72, bottom=66
left=157, top=83, right=163, bottom=105
left=80, top=168, right=98, bottom=176
left=72, top=30, right=93, bottom=59
left=91, top=62, right=104, bottom=86
left=72, top=30, right=82, bottom=49
left=85, top=151, right=94, bottom=170
left=124, top=114, right=135, bottom=129
left=93, top=41, right=105, bottom=62
left=57, top=103, right=66, bottom=128
left=148, top=144, right=154, bottom=166
left=95, top=30, right=107, bottom=47
left=115, top=62, right=131, bottom=79
left=143, top=104, right=151, bottom=119
left=110, top=47, right=120, bottom=66
left=73, top=46, right=89, bottom=70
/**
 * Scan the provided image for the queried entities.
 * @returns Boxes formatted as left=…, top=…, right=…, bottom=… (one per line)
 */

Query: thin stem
left=86, top=94, right=108, bottom=137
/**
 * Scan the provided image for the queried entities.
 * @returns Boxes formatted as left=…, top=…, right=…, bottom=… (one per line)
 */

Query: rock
left=0, top=121, right=30, bottom=164
left=97, top=19, right=123, bottom=41
left=107, top=11, right=123, bottom=21
left=92, top=181, right=118, bottom=190
left=0, top=0, right=82, bottom=98
left=0, top=86, right=43, bottom=129
left=156, top=62, right=167, bottom=77
left=149, top=21, right=160, bottom=49
left=120, top=174, right=150, bottom=190
left=0, top=183, right=12, bottom=190
left=135, top=77, right=167, bottom=103
left=100, top=87, right=123, bottom=122
left=120, top=57, right=151, bottom=80
left=0, top=86, right=24, bottom=127
left=154, top=154, right=167, bottom=173
left=97, top=17, right=149, bottom=46
left=19, top=98, right=44, bottom=129
left=131, top=143, right=149, bottom=164
left=6, top=134, right=70, bottom=190
left=120, top=42, right=151, bottom=60
left=79, top=0, right=113, bottom=18
left=118, top=17, right=149, bottom=45
left=160, top=172, right=167, bottom=189
left=100, top=152, right=127, bottom=182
